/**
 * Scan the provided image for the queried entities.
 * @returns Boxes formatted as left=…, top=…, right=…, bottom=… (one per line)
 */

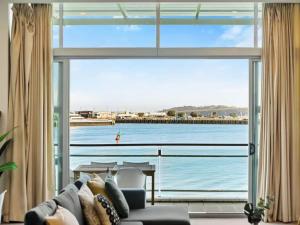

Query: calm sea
left=70, top=123, right=248, bottom=199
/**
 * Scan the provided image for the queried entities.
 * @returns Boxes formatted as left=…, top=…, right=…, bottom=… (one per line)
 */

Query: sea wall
left=116, top=119, right=248, bottom=125
left=70, top=120, right=115, bottom=126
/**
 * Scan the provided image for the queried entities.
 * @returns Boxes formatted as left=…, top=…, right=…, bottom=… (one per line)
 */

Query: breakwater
left=116, top=119, right=248, bottom=125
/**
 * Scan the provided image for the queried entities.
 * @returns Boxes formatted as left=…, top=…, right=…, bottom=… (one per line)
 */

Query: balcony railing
left=69, top=143, right=248, bottom=200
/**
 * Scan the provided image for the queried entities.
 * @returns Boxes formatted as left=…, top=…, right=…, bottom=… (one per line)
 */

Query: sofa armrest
left=121, top=188, right=146, bottom=209
left=24, top=200, right=57, bottom=225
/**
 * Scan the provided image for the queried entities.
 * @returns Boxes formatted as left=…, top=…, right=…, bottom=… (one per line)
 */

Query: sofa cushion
left=121, top=189, right=145, bottom=210
left=74, top=174, right=91, bottom=190
left=105, top=177, right=130, bottom=218
left=24, top=200, right=57, bottom=225
left=54, top=188, right=85, bottom=225
left=94, top=194, right=121, bottom=225
left=78, top=184, right=101, bottom=225
left=60, top=183, right=79, bottom=193
left=122, top=206, right=190, bottom=225
left=87, top=176, right=112, bottom=203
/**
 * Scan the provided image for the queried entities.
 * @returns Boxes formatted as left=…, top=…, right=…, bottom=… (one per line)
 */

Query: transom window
left=52, top=2, right=262, bottom=48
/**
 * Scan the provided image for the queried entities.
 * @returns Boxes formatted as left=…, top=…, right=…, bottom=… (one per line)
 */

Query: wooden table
left=73, top=164, right=156, bottom=205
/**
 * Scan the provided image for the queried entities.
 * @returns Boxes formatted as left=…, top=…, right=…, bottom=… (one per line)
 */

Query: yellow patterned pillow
left=94, top=194, right=120, bottom=225
left=87, top=174, right=112, bottom=202
left=45, top=206, right=79, bottom=225
left=78, top=184, right=101, bottom=225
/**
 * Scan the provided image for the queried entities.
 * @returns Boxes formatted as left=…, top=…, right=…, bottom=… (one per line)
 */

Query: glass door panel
left=53, top=61, right=63, bottom=191
left=249, top=60, right=261, bottom=205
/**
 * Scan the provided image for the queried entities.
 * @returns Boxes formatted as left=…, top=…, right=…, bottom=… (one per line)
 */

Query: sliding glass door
left=53, top=61, right=63, bottom=191
left=53, top=58, right=260, bottom=212
left=53, top=60, right=70, bottom=191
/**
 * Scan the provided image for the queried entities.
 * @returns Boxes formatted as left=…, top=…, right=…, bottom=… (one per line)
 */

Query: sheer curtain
left=4, top=4, right=53, bottom=222
left=259, top=3, right=300, bottom=222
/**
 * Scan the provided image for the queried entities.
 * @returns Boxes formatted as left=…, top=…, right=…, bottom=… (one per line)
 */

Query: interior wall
left=0, top=0, right=9, bottom=134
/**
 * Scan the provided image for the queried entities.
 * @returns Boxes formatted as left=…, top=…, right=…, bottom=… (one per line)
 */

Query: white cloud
left=220, top=26, right=253, bottom=47
left=221, top=26, right=244, bottom=40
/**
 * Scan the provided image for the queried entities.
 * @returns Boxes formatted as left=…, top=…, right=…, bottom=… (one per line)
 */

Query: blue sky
left=53, top=24, right=254, bottom=112
left=54, top=24, right=254, bottom=48
left=70, top=59, right=248, bottom=112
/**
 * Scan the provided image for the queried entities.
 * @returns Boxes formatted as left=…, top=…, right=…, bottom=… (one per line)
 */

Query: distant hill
left=161, top=105, right=248, bottom=117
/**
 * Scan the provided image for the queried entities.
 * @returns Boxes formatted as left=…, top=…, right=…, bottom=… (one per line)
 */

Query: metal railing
left=70, top=143, right=249, bottom=195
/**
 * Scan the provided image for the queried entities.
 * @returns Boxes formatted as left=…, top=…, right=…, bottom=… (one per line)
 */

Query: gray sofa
left=24, top=176, right=190, bottom=225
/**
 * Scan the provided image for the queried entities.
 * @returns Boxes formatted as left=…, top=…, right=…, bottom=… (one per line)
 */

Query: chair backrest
left=123, top=161, right=150, bottom=167
left=90, top=161, right=117, bottom=167
left=116, top=167, right=146, bottom=189
left=79, top=171, right=112, bottom=182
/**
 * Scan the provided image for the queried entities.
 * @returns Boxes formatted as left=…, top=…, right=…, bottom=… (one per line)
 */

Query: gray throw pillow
left=105, top=178, right=129, bottom=218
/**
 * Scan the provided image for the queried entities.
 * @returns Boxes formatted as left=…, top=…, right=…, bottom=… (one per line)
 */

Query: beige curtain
left=259, top=3, right=300, bottom=222
left=4, top=4, right=54, bottom=222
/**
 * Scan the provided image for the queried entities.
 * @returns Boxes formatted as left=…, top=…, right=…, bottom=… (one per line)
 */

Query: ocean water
left=70, top=123, right=248, bottom=199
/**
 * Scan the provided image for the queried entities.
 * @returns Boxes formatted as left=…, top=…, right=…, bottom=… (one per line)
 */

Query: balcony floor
left=148, top=201, right=246, bottom=214
left=190, top=218, right=297, bottom=225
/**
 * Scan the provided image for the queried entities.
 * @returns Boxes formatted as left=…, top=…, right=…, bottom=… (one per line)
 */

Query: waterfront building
left=76, top=110, right=95, bottom=118
left=117, top=112, right=139, bottom=119
left=96, top=111, right=116, bottom=119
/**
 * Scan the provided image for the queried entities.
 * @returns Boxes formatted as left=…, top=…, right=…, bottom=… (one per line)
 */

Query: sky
left=53, top=22, right=259, bottom=112
left=69, top=59, right=249, bottom=112
left=54, top=24, right=256, bottom=48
